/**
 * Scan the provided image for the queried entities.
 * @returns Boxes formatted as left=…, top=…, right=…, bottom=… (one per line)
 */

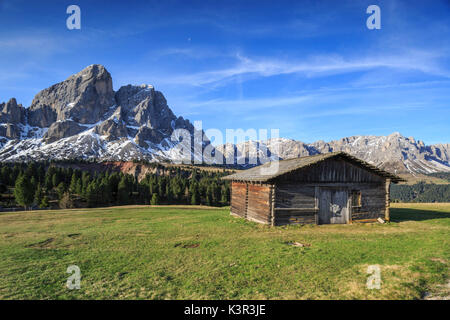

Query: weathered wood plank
left=275, top=207, right=318, bottom=211
left=274, top=158, right=385, bottom=184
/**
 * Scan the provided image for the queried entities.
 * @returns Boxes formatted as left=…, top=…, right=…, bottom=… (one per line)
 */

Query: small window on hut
left=351, top=190, right=362, bottom=207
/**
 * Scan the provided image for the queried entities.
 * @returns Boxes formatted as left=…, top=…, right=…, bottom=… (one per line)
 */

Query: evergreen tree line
left=0, top=162, right=230, bottom=210
left=427, top=172, right=450, bottom=182
left=391, top=181, right=450, bottom=203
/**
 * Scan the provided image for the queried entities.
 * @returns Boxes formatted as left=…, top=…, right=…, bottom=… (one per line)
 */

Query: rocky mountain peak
left=0, top=98, right=25, bottom=125
left=28, top=64, right=115, bottom=127
left=0, top=64, right=211, bottom=162
left=115, top=84, right=154, bottom=111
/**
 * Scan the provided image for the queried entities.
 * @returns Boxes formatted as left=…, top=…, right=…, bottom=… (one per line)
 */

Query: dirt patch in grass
left=183, top=243, right=200, bottom=248
left=67, top=233, right=81, bottom=238
left=424, top=280, right=450, bottom=300
left=430, top=257, right=447, bottom=264
left=174, top=242, right=200, bottom=248
left=25, top=238, right=55, bottom=249
left=1, top=232, right=17, bottom=239
left=286, top=241, right=311, bottom=247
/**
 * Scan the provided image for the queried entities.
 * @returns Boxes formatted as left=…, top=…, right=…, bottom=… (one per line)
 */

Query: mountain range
left=0, top=64, right=449, bottom=176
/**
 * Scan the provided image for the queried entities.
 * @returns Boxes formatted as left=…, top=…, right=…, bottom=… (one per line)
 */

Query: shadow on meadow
left=390, top=207, right=450, bottom=222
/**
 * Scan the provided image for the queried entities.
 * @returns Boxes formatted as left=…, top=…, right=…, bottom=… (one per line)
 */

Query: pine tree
left=56, top=182, right=66, bottom=199
left=184, top=186, right=190, bottom=204
left=158, top=179, right=165, bottom=200
left=150, top=193, right=159, bottom=205
left=100, top=179, right=113, bottom=205
left=172, top=178, right=183, bottom=202
left=34, top=183, right=44, bottom=207
left=205, top=193, right=212, bottom=206
left=44, top=172, right=53, bottom=190
left=108, top=173, right=120, bottom=195
left=117, top=176, right=129, bottom=204
left=25, top=163, right=37, bottom=179
left=40, top=195, right=50, bottom=208
left=81, top=172, right=91, bottom=196
left=76, top=179, right=83, bottom=195
left=38, top=165, right=45, bottom=184
left=190, top=183, right=200, bottom=205
left=14, top=174, right=34, bottom=209
left=86, top=181, right=98, bottom=207
left=1, top=166, right=10, bottom=185
left=220, top=185, right=228, bottom=205
left=69, top=173, right=78, bottom=194
left=191, top=191, right=199, bottom=205
left=52, top=173, right=59, bottom=190
left=165, top=183, right=172, bottom=203
left=30, top=176, right=37, bottom=191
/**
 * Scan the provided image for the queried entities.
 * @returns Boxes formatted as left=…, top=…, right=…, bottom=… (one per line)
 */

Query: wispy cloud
left=177, top=79, right=450, bottom=119
left=0, top=33, right=66, bottom=54
left=155, top=49, right=450, bottom=88
left=184, top=94, right=314, bottom=111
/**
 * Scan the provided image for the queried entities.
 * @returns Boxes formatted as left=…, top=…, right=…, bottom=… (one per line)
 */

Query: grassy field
left=0, top=203, right=448, bottom=300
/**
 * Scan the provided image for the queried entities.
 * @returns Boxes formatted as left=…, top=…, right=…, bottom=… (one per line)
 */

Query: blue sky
left=0, top=0, right=449, bottom=144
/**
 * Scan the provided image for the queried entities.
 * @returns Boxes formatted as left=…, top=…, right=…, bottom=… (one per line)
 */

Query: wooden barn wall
left=277, top=157, right=385, bottom=183
left=272, top=157, right=387, bottom=225
left=230, top=182, right=247, bottom=218
left=274, top=184, right=316, bottom=226
left=351, top=182, right=386, bottom=222
left=273, top=182, right=386, bottom=225
left=231, top=157, right=389, bottom=226
left=246, top=184, right=271, bottom=224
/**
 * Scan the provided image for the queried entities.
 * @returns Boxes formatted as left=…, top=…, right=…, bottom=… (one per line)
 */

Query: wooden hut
left=222, top=152, right=403, bottom=226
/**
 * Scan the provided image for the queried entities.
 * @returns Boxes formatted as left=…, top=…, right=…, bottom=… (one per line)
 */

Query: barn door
left=318, top=188, right=349, bottom=224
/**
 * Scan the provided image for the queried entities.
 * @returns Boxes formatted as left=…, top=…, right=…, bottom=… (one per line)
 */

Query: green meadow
left=0, top=203, right=448, bottom=300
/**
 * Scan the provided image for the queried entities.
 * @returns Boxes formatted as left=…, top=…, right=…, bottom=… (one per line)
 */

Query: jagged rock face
left=308, top=132, right=450, bottom=174
left=0, top=123, right=21, bottom=139
left=28, top=64, right=115, bottom=127
left=27, top=105, right=57, bottom=128
left=174, top=116, right=195, bottom=132
left=43, top=120, right=85, bottom=143
left=132, top=92, right=175, bottom=130
left=215, top=139, right=313, bottom=165
left=0, top=64, right=211, bottom=163
left=0, top=98, right=25, bottom=124
left=115, top=84, right=177, bottom=133
left=115, top=84, right=153, bottom=110
left=94, top=119, right=128, bottom=142
left=428, top=143, right=450, bottom=164
left=135, top=126, right=165, bottom=148
left=219, top=134, right=450, bottom=175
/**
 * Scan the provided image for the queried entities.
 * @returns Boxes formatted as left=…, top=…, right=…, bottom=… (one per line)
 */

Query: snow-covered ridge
left=216, top=133, right=450, bottom=175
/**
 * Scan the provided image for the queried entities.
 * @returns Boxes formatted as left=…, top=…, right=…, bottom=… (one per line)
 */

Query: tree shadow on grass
left=391, top=208, right=450, bottom=222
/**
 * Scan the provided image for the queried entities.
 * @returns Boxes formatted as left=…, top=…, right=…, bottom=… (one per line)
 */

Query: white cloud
left=156, top=49, right=450, bottom=88
left=177, top=79, right=450, bottom=119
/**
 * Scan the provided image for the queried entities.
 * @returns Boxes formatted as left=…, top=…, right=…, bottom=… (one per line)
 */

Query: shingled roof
left=222, top=151, right=404, bottom=183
